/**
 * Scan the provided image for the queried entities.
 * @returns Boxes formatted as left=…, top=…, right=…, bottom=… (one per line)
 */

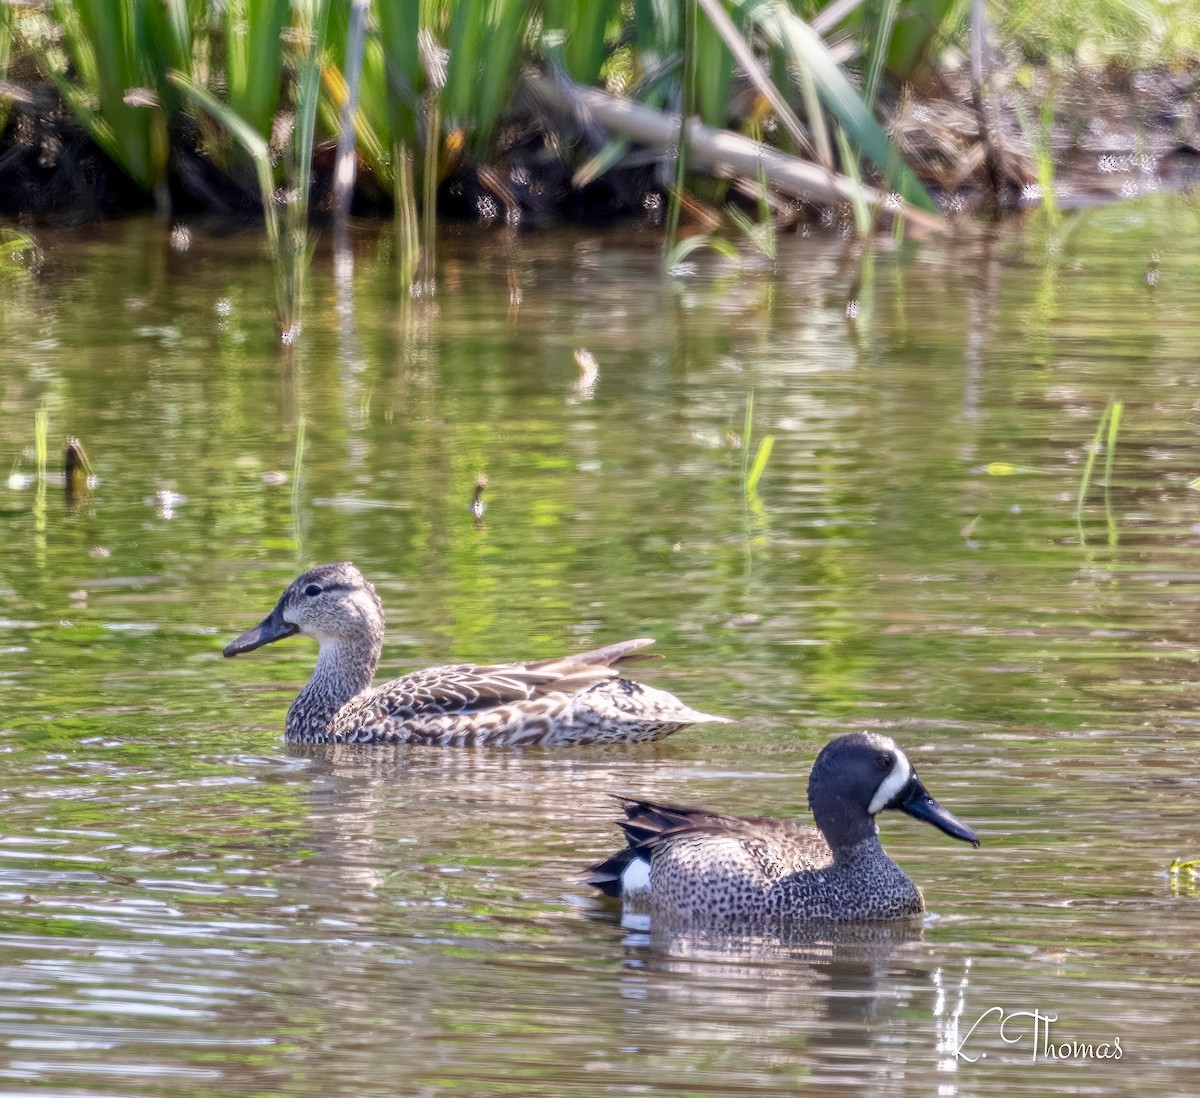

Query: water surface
left=2, top=200, right=1199, bottom=1094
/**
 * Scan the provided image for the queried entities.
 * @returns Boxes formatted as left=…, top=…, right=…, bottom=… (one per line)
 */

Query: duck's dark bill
left=899, top=778, right=980, bottom=847
left=223, top=608, right=298, bottom=657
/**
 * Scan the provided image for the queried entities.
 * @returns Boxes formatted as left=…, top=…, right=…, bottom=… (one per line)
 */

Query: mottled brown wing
left=587, top=797, right=821, bottom=897
left=356, top=654, right=641, bottom=722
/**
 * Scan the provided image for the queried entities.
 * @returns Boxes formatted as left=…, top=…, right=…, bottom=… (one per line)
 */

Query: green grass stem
left=1075, top=397, right=1123, bottom=542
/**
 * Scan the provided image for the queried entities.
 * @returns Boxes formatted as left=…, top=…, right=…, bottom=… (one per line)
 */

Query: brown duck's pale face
left=224, top=563, right=384, bottom=657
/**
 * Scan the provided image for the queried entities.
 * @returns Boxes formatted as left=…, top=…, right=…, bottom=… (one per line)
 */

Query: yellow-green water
left=2, top=201, right=1199, bottom=1094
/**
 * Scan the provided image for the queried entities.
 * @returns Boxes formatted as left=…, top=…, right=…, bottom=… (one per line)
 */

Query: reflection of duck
left=587, top=732, right=978, bottom=923
left=224, top=562, right=729, bottom=746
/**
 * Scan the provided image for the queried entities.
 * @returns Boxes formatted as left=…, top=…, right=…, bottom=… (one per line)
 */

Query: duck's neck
left=811, top=788, right=881, bottom=863
left=286, top=636, right=380, bottom=741
left=829, top=832, right=885, bottom=866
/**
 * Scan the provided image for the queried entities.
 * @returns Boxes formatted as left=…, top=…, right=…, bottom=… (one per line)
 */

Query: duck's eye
left=877, top=753, right=894, bottom=772
left=304, top=584, right=322, bottom=597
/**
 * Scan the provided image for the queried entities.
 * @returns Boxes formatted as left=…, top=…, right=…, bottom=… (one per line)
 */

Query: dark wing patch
left=585, top=797, right=816, bottom=898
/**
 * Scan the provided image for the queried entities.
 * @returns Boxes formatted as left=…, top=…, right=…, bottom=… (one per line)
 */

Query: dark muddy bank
left=2, top=64, right=1197, bottom=231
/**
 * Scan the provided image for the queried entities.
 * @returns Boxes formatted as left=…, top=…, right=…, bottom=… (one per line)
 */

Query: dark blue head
left=807, top=732, right=979, bottom=855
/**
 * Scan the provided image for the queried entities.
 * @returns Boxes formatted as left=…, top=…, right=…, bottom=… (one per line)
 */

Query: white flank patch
left=620, top=855, right=652, bottom=894
left=868, top=748, right=912, bottom=815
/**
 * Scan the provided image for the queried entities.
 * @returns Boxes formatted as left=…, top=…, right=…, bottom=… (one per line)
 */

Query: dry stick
left=525, top=72, right=943, bottom=236
left=969, top=0, right=1003, bottom=207
left=332, top=0, right=370, bottom=227
left=692, top=0, right=820, bottom=163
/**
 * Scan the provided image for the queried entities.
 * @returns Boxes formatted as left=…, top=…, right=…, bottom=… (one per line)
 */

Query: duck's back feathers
left=585, top=797, right=829, bottom=900
left=323, top=642, right=728, bottom=747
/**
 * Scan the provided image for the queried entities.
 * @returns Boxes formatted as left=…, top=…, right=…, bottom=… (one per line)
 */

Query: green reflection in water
left=1, top=198, right=1200, bottom=1095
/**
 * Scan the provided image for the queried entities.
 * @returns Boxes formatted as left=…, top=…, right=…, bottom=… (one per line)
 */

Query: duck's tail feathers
left=563, top=637, right=659, bottom=667
left=585, top=795, right=700, bottom=897
left=583, top=846, right=639, bottom=897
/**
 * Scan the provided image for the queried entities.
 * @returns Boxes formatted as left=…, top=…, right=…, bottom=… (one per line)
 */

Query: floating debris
left=89, top=546, right=111, bottom=558
left=64, top=437, right=96, bottom=505
left=471, top=474, right=488, bottom=521
left=262, top=471, right=289, bottom=486
left=573, top=349, right=599, bottom=400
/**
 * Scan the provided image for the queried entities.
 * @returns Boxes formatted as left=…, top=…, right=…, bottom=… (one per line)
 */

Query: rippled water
left=2, top=201, right=1200, bottom=1095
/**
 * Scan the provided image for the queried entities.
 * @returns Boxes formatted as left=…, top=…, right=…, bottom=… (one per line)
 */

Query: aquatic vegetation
left=0, top=227, right=41, bottom=276
left=169, top=0, right=328, bottom=338
left=1075, top=397, right=1123, bottom=543
left=997, top=0, right=1200, bottom=70
left=2, top=0, right=1187, bottom=293
left=742, top=394, right=775, bottom=503
left=1169, top=858, right=1200, bottom=899
left=0, top=0, right=940, bottom=240
left=17, top=0, right=179, bottom=212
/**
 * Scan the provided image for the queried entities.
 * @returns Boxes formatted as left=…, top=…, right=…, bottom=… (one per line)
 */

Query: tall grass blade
left=171, top=64, right=314, bottom=337
left=139, top=0, right=194, bottom=112
left=292, top=0, right=330, bottom=227
left=543, top=0, right=615, bottom=86
left=750, top=0, right=936, bottom=212
left=168, top=71, right=278, bottom=247
left=443, top=0, right=536, bottom=157
left=728, top=206, right=776, bottom=260
left=863, top=0, right=899, bottom=109
left=796, top=64, right=832, bottom=168
left=394, top=143, right=419, bottom=290
left=43, top=0, right=169, bottom=207
left=741, top=390, right=754, bottom=487
left=1075, top=408, right=1106, bottom=526
left=225, top=0, right=289, bottom=138
left=1102, top=398, right=1123, bottom=547
left=420, top=93, right=439, bottom=292
left=1103, top=400, right=1123, bottom=488
left=690, top=0, right=734, bottom=129
left=33, top=406, right=48, bottom=563
left=1075, top=398, right=1121, bottom=542
left=740, top=390, right=773, bottom=527
left=835, top=127, right=873, bottom=235
left=695, top=0, right=811, bottom=156
left=746, top=435, right=774, bottom=496
left=35, top=406, right=47, bottom=483
left=0, top=3, right=14, bottom=135
left=374, top=0, right=421, bottom=147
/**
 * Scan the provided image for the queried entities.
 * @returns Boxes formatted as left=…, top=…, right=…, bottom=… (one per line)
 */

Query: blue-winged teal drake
left=586, top=732, right=978, bottom=923
left=223, top=562, right=730, bottom=746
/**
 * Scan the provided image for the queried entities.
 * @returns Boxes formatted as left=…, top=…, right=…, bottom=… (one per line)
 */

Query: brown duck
left=224, top=562, right=729, bottom=746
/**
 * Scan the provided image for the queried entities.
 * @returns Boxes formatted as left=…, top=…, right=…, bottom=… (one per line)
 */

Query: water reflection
left=3, top=201, right=1200, bottom=1092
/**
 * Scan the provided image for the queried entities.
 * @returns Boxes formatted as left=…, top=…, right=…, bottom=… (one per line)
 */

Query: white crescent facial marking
left=620, top=855, right=651, bottom=894
left=868, top=748, right=912, bottom=815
